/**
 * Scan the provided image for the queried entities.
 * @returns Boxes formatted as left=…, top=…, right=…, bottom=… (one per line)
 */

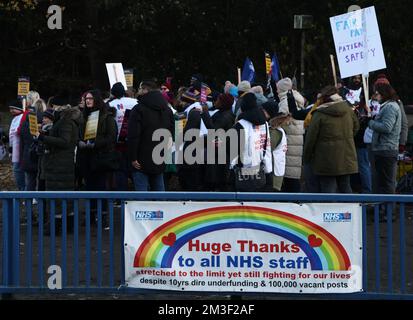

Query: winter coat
left=279, top=90, right=306, bottom=179
left=303, top=95, right=359, bottom=176
left=128, top=91, right=174, bottom=175
left=20, top=111, right=42, bottom=172
left=278, top=90, right=306, bottom=115
left=77, top=106, right=117, bottom=175
left=369, top=100, right=402, bottom=153
left=41, top=107, right=82, bottom=191
left=204, top=109, right=235, bottom=188
left=397, top=100, right=409, bottom=146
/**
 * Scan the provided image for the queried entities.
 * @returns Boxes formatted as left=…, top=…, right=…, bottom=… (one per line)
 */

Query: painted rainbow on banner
left=134, top=206, right=351, bottom=271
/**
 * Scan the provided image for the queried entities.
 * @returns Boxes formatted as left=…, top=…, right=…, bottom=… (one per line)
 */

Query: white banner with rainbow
left=124, top=202, right=362, bottom=294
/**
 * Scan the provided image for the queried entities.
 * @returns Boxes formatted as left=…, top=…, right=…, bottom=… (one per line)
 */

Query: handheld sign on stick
left=28, top=113, right=39, bottom=136
left=330, top=55, right=338, bottom=87
left=106, top=63, right=128, bottom=91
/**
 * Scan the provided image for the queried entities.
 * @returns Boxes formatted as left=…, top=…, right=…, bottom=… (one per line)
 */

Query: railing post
left=1, top=199, right=16, bottom=300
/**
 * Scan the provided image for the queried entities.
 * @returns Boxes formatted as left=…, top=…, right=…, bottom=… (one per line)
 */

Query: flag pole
left=237, top=68, right=241, bottom=84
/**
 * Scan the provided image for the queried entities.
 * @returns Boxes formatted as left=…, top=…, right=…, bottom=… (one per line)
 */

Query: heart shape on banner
left=308, top=234, right=323, bottom=248
left=162, top=233, right=176, bottom=247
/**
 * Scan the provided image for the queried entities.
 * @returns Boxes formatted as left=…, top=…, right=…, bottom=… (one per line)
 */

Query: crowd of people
left=3, top=73, right=407, bottom=197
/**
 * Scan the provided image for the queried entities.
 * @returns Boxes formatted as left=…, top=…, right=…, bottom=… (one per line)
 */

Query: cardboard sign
left=18, top=77, right=30, bottom=97
left=124, top=69, right=134, bottom=88
left=28, top=114, right=39, bottom=136
left=330, top=6, right=386, bottom=78
left=106, top=63, right=128, bottom=91
left=265, top=53, right=272, bottom=75
left=84, top=111, right=100, bottom=141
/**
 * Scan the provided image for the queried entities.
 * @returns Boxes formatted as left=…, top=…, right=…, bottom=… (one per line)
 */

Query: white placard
left=105, top=63, right=128, bottom=91
left=330, top=6, right=386, bottom=78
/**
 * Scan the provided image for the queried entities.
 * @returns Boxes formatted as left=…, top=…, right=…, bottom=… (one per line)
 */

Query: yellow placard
left=124, top=69, right=134, bottom=88
left=265, top=54, right=272, bottom=75
left=28, top=114, right=39, bottom=136
left=84, top=111, right=100, bottom=140
left=18, top=81, right=30, bottom=97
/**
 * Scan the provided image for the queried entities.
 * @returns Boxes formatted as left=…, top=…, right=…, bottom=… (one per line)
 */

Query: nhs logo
left=323, top=212, right=352, bottom=222
left=135, top=211, right=164, bottom=221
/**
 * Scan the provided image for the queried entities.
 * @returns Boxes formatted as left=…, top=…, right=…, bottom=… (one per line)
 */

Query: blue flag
left=241, top=58, right=255, bottom=83
left=271, top=54, right=280, bottom=82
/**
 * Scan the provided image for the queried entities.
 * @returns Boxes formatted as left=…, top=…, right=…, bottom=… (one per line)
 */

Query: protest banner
left=330, top=6, right=386, bottom=79
left=124, top=69, right=134, bottom=89
left=17, top=76, right=30, bottom=98
left=106, top=63, right=128, bottom=91
left=84, top=110, right=99, bottom=140
left=28, top=114, right=39, bottom=136
left=125, top=202, right=362, bottom=294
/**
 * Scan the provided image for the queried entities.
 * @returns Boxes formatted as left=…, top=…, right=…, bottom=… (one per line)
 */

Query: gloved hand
left=78, top=141, right=88, bottom=149
left=86, top=141, right=95, bottom=149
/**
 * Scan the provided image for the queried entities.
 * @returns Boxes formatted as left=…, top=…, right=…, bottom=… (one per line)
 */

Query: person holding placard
left=78, top=90, right=118, bottom=193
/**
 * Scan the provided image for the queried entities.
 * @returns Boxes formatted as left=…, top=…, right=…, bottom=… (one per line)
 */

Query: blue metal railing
left=1, top=192, right=413, bottom=300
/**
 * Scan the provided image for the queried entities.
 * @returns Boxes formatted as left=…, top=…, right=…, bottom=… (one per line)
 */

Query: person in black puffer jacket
left=128, top=81, right=174, bottom=191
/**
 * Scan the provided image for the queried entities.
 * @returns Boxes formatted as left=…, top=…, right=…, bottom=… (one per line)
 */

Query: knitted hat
left=111, top=82, right=126, bottom=99
left=237, top=81, right=251, bottom=94
left=374, top=74, right=390, bottom=86
left=262, top=100, right=279, bottom=119
left=277, top=78, right=293, bottom=93
left=8, top=99, right=24, bottom=112
left=42, top=109, right=55, bottom=121
left=240, top=93, right=258, bottom=112
left=229, top=86, right=239, bottom=98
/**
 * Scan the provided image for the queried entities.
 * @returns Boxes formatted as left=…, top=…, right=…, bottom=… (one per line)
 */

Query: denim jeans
left=132, top=171, right=165, bottom=191
left=318, top=175, right=353, bottom=194
left=356, top=148, right=372, bottom=194
left=25, top=171, right=37, bottom=191
left=13, top=162, right=25, bottom=191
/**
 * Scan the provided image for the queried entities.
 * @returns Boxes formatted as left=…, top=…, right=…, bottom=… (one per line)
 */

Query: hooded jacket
left=128, top=90, right=174, bottom=175
left=303, top=94, right=359, bottom=176
left=40, top=106, right=82, bottom=190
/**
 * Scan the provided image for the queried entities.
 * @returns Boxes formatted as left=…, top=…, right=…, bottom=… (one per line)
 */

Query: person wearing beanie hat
left=8, top=99, right=26, bottom=190
left=229, top=92, right=272, bottom=192
left=277, top=78, right=293, bottom=93
left=111, top=82, right=126, bottom=100
left=105, top=86, right=137, bottom=192
left=262, top=100, right=279, bottom=120
left=42, top=109, right=55, bottom=122
left=303, top=85, right=359, bottom=194
left=276, top=78, right=306, bottom=192
left=233, top=81, right=252, bottom=117
left=374, top=74, right=390, bottom=86
left=237, top=81, right=251, bottom=95
left=8, top=99, right=24, bottom=113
